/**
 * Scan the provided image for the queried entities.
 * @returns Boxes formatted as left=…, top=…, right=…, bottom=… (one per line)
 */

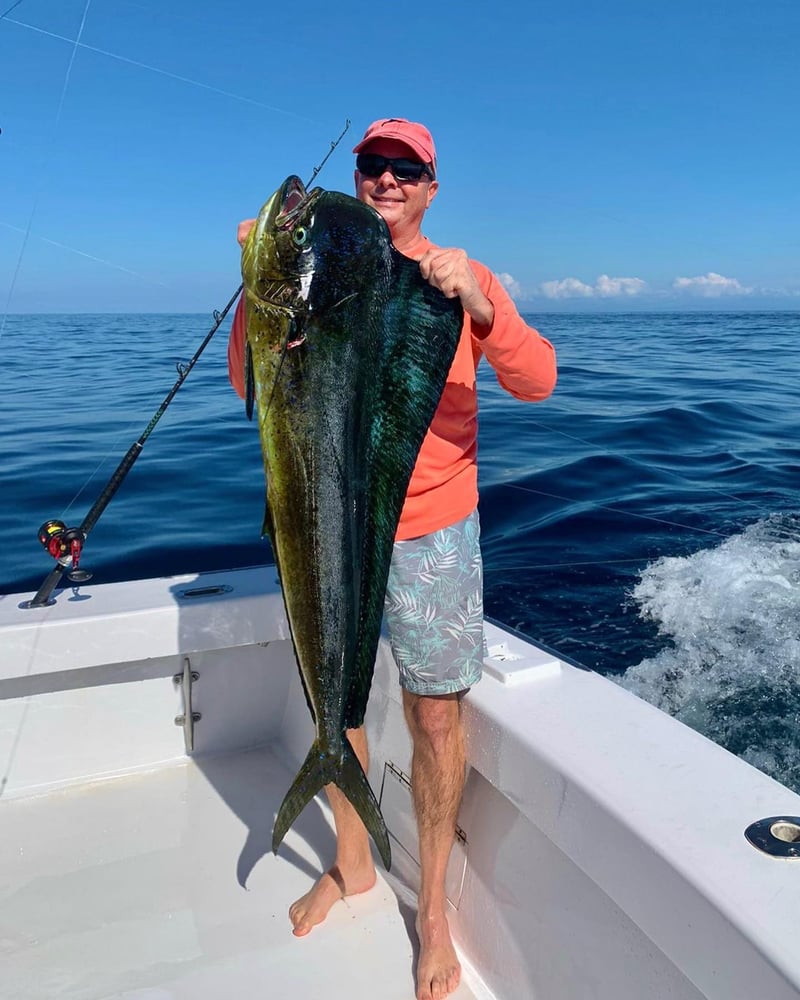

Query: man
left=228, top=118, right=557, bottom=1000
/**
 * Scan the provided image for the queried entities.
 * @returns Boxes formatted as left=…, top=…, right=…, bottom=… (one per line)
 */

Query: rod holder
left=744, top=816, right=800, bottom=858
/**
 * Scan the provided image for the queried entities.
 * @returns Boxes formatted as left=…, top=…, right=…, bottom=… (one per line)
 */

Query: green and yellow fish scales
left=240, top=176, right=462, bottom=869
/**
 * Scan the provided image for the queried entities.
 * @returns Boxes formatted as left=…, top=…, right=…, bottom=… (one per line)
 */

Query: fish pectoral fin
left=272, top=737, right=391, bottom=870
left=245, top=341, right=255, bottom=421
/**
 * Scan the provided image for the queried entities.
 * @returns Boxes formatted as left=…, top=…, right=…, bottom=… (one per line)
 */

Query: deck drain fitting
left=744, top=816, right=800, bottom=858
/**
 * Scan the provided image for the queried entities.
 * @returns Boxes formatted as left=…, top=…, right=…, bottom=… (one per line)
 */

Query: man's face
left=354, top=138, right=438, bottom=236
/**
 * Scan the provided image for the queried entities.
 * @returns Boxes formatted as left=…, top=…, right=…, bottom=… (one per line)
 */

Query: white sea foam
left=618, top=514, right=800, bottom=792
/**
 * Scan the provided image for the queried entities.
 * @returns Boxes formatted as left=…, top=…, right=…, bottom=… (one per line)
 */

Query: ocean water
left=1, top=311, right=798, bottom=792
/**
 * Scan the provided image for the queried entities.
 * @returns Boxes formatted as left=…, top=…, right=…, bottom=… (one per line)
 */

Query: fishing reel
left=37, top=520, right=93, bottom=583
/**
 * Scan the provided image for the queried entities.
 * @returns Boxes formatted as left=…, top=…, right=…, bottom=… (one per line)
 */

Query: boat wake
left=618, top=512, right=800, bottom=793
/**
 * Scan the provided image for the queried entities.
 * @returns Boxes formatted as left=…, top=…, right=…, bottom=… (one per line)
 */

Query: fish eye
left=293, top=227, right=308, bottom=247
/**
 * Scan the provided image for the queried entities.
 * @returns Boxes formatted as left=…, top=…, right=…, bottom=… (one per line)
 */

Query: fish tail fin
left=336, top=739, right=392, bottom=870
left=272, top=739, right=330, bottom=856
left=272, top=738, right=392, bottom=870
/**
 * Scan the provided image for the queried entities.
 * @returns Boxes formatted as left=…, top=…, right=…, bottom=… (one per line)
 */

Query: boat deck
left=2, top=745, right=485, bottom=1000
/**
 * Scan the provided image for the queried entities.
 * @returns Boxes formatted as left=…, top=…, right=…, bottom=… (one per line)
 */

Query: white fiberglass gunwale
left=2, top=566, right=800, bottom=999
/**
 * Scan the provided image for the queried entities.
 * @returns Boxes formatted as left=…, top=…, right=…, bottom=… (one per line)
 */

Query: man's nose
left=377, top=168, right=398, bottom=187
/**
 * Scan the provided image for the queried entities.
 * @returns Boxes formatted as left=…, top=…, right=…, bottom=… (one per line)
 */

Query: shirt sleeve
left=227, top=294, right=247, bottom=400
left=469, top=262, right=557, bottom=402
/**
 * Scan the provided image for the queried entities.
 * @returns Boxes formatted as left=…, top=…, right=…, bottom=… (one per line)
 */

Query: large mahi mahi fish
left=240, top=176, right=463, bottom=869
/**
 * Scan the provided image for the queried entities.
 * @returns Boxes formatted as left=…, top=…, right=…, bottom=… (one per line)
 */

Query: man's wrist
left=466, top=295, right=494, bottom=330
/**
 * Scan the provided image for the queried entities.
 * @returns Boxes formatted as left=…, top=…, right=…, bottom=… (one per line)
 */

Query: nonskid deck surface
left=2, top=745, right=483, bottom=1000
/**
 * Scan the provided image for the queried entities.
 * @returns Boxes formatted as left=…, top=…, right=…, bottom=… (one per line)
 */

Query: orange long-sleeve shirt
left=228, top=236, right=556, bottom=540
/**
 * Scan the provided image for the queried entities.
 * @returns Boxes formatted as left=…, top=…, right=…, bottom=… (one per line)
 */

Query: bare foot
left=289, top=862, right=376, bottom=937
left=415, top=910, right=461, bottom=1000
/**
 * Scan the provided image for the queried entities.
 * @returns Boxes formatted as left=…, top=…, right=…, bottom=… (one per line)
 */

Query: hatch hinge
left=173, top=657, right=201, bottom=752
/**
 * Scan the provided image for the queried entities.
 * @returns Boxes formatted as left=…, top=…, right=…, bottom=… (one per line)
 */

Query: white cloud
left=540, top=277, right=595, bottom=299
left=497, top=272, right=523, bottom=299
left=539, top=275, right=646, bottom=300
left=672, top=272, right=752, bottom=297
left=595, top=274, right=647, bottom=297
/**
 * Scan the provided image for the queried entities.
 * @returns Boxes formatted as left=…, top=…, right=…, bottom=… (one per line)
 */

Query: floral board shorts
left=383, top=509, right=485, bottom=696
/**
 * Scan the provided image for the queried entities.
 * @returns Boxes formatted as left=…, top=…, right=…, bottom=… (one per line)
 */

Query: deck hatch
left=379, top=760, right=468, bottom=907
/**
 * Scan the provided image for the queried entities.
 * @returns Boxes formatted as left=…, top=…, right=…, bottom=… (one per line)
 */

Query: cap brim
left=352, top=131, right=432, bottom=164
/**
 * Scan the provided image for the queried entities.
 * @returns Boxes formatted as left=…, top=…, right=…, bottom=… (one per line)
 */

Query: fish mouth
left=274, top=175, right=321, bottom=231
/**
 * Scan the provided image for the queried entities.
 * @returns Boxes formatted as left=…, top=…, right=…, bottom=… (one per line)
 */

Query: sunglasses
left=356, top=153, right=434, bottom=183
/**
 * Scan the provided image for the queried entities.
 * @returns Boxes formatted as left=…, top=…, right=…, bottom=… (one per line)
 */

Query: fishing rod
left=306, top=118, right=350, bottom=187
left=23, top=120, right=352, bottom=609
left=24, top=287, right=241, bottom=608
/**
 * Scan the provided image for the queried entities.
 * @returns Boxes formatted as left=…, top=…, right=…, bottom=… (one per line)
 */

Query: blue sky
left=2, top=0, right=799, bottom=313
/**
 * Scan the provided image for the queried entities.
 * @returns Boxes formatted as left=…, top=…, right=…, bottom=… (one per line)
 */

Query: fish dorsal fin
left=345, top=251, right=463, bottom=728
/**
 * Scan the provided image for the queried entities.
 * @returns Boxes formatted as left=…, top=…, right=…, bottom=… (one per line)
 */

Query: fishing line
left=24, top=287, right=243, bottom=608
left=0, top=689, right=32, bottom=800
left=0, top=0, right=95, bottom=799
left=0, top=221, right=171, bottom=287
left=23, top=122, right=352, bottom=608
left=307, top=119, right=351, bottom=187
left=57, top=414, right=159, bottom=521
left=106, top=0, right=268, bottom=40
left=0, top=0, right=92, bottom=339
left=249, top=311, right=297, bottom=425
left=516, top=415, right=777, bottom=516
left=0, top=0, right=25, bottom=17
left=3, top=17, right=318, bottom=122
left=490, top=556, right=656, bottom=572
left=502, top=482, right=729, bottom=538
left=56, top=332, right=239, bottom=521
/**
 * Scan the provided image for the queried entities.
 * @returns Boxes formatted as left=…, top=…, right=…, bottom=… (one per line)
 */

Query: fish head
left=241, top=175, right=323, bottom=311
left=242, top=176, right=392, bottom=315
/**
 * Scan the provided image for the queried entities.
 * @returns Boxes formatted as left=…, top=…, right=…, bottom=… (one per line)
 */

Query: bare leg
left=289, top=725, right=377, bottom=936
left=403, top=690, right=465, bottom=1000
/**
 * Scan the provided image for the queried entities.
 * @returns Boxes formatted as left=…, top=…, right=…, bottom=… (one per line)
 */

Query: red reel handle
left=37, top=520, right=85, bottom=564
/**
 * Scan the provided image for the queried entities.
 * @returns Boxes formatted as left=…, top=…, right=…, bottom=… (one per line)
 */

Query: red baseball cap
left=353, top=118, right=437, bottom=174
